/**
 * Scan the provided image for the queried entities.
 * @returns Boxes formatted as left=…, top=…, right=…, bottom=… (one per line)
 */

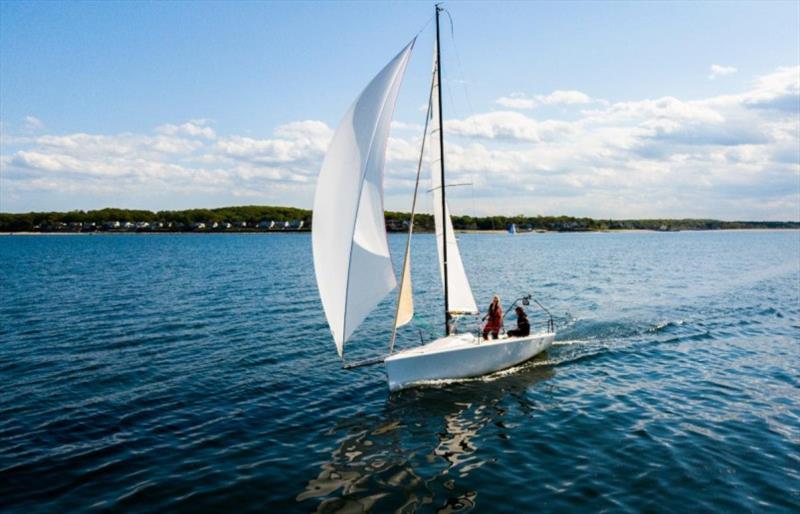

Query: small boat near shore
left=312, top=5, right=555, bottom=391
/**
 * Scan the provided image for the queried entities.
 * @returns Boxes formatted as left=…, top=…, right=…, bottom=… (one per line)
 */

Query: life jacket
left=485, top=304, right=503, bottom=329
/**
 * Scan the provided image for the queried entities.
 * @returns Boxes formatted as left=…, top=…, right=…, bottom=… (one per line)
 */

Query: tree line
left=0, top=206, right=797, bottom=232
left=0, top=206, right=311, bottom=231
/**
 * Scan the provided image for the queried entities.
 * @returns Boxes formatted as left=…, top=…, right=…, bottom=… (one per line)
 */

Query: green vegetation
left=0, top=206, right=797, bottom=232
left=0, top=206, right=311, bottom=231
left=375, top=211, right=798, bottom=232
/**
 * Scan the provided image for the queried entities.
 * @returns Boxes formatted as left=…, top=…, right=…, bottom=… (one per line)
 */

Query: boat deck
left=387, top=331, right=552, bottom=360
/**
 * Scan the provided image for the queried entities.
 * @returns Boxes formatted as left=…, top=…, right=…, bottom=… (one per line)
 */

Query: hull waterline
left=384, top=331, right=555, bottom=391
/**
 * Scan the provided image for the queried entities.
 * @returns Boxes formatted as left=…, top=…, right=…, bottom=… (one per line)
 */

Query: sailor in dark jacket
left=507, top=306, right=530, bottom=337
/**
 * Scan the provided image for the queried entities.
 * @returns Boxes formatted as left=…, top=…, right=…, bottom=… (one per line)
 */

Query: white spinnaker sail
left=430, top=40, right=479, bottom=315
left=312, top=40, right=415, bottom=357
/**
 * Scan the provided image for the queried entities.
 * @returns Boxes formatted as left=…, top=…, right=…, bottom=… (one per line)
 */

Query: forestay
left=429, top=40, right=479, bottom=315
left=312, top=40, right=415, bottom=357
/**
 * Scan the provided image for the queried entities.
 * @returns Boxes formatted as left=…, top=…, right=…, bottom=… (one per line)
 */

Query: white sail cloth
left=429, top=40, right=479, bottom=315
left=312, top=40, right=415, bottom=357
left=395, top=252, right=414, bottom=328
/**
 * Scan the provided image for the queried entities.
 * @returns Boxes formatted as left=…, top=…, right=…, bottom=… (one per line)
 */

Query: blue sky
left=1, top=1, right=798, bottom=219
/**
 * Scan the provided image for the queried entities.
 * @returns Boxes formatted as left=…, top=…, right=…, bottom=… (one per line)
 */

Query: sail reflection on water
left=297, top=365, right=555, bottom=513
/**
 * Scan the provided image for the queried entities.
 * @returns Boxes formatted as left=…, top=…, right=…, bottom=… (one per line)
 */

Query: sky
left=1, top=1, right=798, bottom=220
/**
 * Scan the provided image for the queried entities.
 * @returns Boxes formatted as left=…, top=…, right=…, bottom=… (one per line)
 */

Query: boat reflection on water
left=297, top=359, right=556, bottom=513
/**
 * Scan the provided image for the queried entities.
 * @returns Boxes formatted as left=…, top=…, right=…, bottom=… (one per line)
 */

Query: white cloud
left=273, top=120, right=331, bottom=141
left=156, top=120, right=216, bottom=139
left=741, top=65, right=799, bottom=111
left=23, top=116, right=45, bottom=132
left=0, top=119, right=335, bottom=210
left=495, top=93, right=537, bottom=110
left=542, top=90, right=592, bottom=105
left=445, top=67, right=798, bottom=219
left=496, top=90, right=593, bottom=109
left=1, top=66, right=798, bottom=220
left=446, top=111, right=575, bottom=142
left=391, top=121, right=424, bottom=132
left=215, top=120, right=331, bottom=166
left=708, top=64, right=738, bottom=80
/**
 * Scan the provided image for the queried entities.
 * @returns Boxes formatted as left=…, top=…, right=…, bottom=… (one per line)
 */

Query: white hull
left=384, top=331, right=555, bottom=391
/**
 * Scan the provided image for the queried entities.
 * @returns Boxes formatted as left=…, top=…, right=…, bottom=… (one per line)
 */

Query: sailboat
left=312, top=5, right=555, bottom=391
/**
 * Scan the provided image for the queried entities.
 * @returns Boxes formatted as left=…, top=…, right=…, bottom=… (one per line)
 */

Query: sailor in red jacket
left=482, top=295, right=503, bottom=340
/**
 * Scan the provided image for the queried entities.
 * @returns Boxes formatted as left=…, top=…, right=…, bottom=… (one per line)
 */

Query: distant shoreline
left=0, top=230, right=310, bottom=236
left=3, top=228, right=799, bottom=236
left=2, top=205, right=798, bottom=233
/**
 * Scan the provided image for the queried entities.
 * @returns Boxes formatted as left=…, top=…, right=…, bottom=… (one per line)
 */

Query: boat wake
left=400, top=315, right=698, bottom=390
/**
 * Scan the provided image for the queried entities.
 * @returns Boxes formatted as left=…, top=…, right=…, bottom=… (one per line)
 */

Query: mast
left=435, top=4, right=451, bottom=336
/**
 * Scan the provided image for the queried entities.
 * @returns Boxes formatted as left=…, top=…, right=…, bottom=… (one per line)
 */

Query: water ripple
left=0, top=231, right=798, bottom=513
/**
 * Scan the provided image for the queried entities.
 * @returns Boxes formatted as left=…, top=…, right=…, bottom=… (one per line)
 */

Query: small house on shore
left=385, top=219, right=409, bottom=232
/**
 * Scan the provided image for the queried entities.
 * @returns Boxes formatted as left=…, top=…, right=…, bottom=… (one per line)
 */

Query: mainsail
left=429, top=39, right=479, bottom=316
left=312, top=40, right=415, bottom=357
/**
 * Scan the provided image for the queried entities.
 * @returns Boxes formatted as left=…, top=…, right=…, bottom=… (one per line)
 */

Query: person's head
left=515, top=306, right=525, bottom=316
left=491, top=294, right=500, bottom=307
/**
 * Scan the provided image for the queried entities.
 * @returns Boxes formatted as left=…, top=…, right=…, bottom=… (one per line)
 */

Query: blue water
left=1, top=231, right=798, bottom=513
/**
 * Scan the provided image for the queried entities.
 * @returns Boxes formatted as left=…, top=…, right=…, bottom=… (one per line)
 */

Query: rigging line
left=415, top=13, right=435, bottom=37
left=443, top=7, right=482, bottom=222
left=441, top=8, right=455, bottom=40
left=437, top=7, right=478, bottom=222
left=437, top=23, right=468, bottom=215
left=443, top=7, right=477, bottom=124
left=389, top=65, right=436, bottom=355
left=440, top=78, right=478, bottom=223
left=427, top=182, right=472, bottom=193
